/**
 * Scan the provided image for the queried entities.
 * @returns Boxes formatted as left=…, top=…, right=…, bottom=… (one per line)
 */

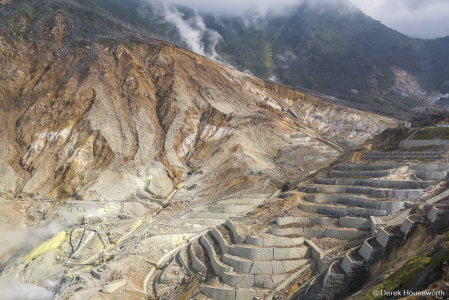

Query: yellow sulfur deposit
left=131, top=218, right=143, bottom=229
left=23, top=231, right=67, bottom=263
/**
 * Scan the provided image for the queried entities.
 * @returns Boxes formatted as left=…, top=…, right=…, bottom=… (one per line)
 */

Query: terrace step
left=190, top=240, right=208, bottom=274
left=202, top=284, right=270, bottom=300
left=314, top=178, right=431, bottom=189
left=221, top=271, right=290, bottom=288
left=181, top=212, right=240, bottom=219
left=167, top=225, right=211, bottom=233
left=298, top=203, right=387, bottom=216
left=268, top=227, right=367, bottom=240
left=172, top=219, right=227, bottom=226
left=329, top=170, right=390, bottom=178
left=230, top=244, right=309, bottom=260
left=192, top=205, right=255, bottom=214
left=299, top=185, right=423, bottom=199
left=215, top=198, right=266, bottom=205
left=223, top=253, right=310, bottom=274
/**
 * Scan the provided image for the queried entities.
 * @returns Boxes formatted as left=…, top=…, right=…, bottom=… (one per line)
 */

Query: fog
left=165, top=0, right=449, bottom=38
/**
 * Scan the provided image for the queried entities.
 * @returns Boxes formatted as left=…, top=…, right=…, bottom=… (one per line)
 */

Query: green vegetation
left=17, top=4, right=36, bottom=18
left=5, top=16, right=21, bottom=38
left=443, top=231, right=449, bottom=242
left=121, top=42, right=133, bottom=50
left=386, top=130, right=413, bottom=149
left=71, top=39, right=88, bottom=48
left=363, top=251, right=433, bottom=300
left=413, top=127, right=449, bottom=140
left=98, top=37, right=117, bottom=46
left=263, top=43, right=273, bottom=75
left=50, top=2, right=65, bottom=10
left=98, top=38, right=133, bottom=50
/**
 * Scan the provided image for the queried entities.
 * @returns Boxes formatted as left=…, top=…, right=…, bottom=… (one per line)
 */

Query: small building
left=398, top=122, right=411, bottom=128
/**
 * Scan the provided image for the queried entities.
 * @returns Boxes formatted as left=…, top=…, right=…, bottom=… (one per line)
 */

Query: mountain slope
left=0, top=0, right=396, bottom=203
left=65, top=0, right=449, bottom=116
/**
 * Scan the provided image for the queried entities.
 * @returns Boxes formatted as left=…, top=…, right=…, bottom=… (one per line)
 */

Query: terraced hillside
left=0, top=1, right=448, bottom=300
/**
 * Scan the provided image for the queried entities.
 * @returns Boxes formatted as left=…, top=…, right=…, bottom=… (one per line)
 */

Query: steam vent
left=1, top=0, right=449, bottom=299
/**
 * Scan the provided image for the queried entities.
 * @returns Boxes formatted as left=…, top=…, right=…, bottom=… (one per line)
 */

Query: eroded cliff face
left=0, top=32, right=397, bottom=202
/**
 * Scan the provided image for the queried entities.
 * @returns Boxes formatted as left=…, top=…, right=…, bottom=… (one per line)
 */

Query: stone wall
left=190, top=243, right=208, bottom=273
left=245, top=236, right=305, bottom=247
left=411, top=164, right=449, bottom=171
left=303, top=185, right=422, bottom=199
left=269, top=227, right=367, bottom=240
left=337, top=163, right=397, bottom=170
left=316, top=178, right=431, bottom=189
left=339, top=217, right=370, bottom=229
left=330, top=170, right=389, bottom=178
left=298, top=203, right=387, bottom=216
left=224, top=219, right=246, bottom=243
left=275, top=216, right=328, bottom=226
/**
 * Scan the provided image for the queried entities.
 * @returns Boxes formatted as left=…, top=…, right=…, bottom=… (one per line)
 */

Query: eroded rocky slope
left=0, top=1, right=400, bottom=299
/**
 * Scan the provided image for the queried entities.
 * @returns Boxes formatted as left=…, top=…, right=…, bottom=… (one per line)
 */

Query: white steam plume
left=0, top=279, right=54, bottom=300
left=143, top=0, right=227, bottom=63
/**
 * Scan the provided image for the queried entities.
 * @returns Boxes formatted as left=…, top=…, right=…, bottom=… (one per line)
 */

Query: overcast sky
left=168, top=0, right=449, bottom=39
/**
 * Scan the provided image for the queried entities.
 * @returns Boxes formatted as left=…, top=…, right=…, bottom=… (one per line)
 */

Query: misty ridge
left=135, top=0, right=362, bottom=63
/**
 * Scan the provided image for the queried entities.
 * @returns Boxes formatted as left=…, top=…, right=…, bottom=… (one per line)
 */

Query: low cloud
left=154, top=0, right=449, bottom=39
left=349, top=0, right=449, bottom=38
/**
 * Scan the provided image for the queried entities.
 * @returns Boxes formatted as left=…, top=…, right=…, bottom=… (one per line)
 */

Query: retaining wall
left=323, top=261, right=338, bottom=287
left=358, top=239, right=373, bottom=261
left=330, top=170, right=390, bottom=177
left=426, top=189, right=449, bottom=204
left=427, top=207, right=439, bottom=222
left=302, top=185, right=421, bottom=199
left=414, top=171, right=448, bottom=181
left=223, top=254, right=307, bottom=274
left=304, top=239, right=328, bottom=272
left=200, top=236, right=232, bottom=277
left=341, top=253, right=353, bottom=274
left=275, top=216, right=328, bottom=226
left=189, top=242, right=208, bottom=274
left=386, top=210, right=411, bottom=226
left=400, top=217, right=414, bottom=236
left=370, top=216, right=378, bottom=237
left=298, top=203, right=387, bottom=216
left=211, top=227, right=232, bottom=254
left=304, top=195, right=405, bottom=214
left=193, top=204, right=255, bottom=213
left=224, top=219, right=246, bottom=243
left=399, top=140, right=449, bottom=147
left=245, top=236, right=305, bottom=247
left=202, top=285, right=269, bottom=300
left=411, top=164, right=449, bottom=171
left=376, top=228, right=390, bottom=247
left=231, top=245, right=310, bottom=261
left=268, top=227, right=367, bottom=240
left=315, top=178, right=431, bottom=189
left=339, top=217, right=370, bottom=229
left=337, top=163, right=397, bottom=170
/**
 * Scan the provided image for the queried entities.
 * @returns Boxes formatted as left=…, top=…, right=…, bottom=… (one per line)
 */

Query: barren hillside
left=0, top=1, right=406, bottom=299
